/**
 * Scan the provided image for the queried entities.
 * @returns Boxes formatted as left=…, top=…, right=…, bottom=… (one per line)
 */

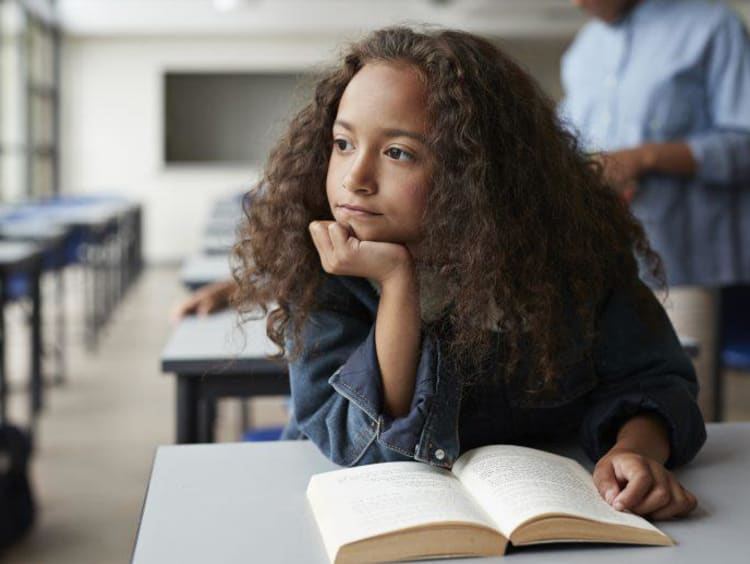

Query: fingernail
left=614, top=500, right=625, bottom=511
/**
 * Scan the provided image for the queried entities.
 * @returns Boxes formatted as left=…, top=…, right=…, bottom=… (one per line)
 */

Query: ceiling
left=53, top=0, right=592, bottom=38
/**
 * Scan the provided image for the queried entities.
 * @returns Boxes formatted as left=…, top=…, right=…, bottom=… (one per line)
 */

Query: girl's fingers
left=309, top=221, right=333, bottom=254
left=327, top=221, right=351, bottom=251
left=631, top=470, right=672, bottom=516
left=650, top=481, right=697, bottom=520
left=611, top=459, right=653, bottom=511
left=309, top=222, right=334, bottom=272
left=592, top=461, right=621, bottom=505
left=677, top=486, right=698, bottom=517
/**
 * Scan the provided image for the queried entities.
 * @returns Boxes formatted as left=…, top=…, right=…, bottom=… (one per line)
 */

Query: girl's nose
left=343, top=154, right=376, bottom=194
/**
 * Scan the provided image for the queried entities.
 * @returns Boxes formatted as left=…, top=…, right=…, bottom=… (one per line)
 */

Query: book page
left=307, top=461, right=497, bottom=561
left=452, top=445, right=664, bottom=538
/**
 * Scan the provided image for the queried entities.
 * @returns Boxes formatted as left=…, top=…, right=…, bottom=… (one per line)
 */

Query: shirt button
left=434, top=449, right=445, bottom=461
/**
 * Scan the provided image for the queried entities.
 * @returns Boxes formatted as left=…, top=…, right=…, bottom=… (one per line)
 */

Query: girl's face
left=326, top=62, right=431, bottom=251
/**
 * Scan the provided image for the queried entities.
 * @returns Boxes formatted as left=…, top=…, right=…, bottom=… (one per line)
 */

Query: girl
left=233, top=27, right=705, bottom=520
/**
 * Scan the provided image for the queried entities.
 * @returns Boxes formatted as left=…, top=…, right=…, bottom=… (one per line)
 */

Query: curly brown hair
left=232, top=26, right=664, bottom=392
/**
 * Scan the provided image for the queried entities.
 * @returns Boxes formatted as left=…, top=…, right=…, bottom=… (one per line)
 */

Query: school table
left=179, top=253, right=232, bottom=291
left=0, top=242, right=43, bottom=421
left=160, top=310, right=289, bottom=444
left=131, top=422, right=750, bottom=564
left=679, top=335, right=699, bottom=359
left=55, top=206, right=123, bottom=350
left=204, top=216, right=241, bottom=237
left=202, top=232, right=236, bottom=255
left=0, top=222, right=69, bottom=384
left=35, top=200, right=142, bottom=350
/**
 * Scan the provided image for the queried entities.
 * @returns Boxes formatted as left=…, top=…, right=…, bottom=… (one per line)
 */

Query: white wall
left=60, top=34, right=346, bottom=262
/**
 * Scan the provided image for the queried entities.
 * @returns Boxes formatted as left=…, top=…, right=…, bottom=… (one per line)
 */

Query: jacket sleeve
left=580, top=280, right=706, bottom=468
left=687, top=11, right=750, bottom=186
left=286, top=277, right=437, bottom=466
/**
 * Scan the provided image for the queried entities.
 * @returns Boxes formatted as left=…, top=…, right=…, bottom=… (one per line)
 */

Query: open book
left=307, top=445, right=672, bottom=563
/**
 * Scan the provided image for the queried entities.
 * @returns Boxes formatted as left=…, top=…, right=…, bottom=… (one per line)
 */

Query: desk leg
left=0, top=280, right=6, bottom=423
left=198, top=398, right=216, bottom=444
left=713, top=291, right=725, bottom=422
left=84, top=242, right=97, bottom=352
left=176, top=375, right=198, bottom=444
left=30, top=266, right=42, bottom=414
left=55, top=268, right=66, bottom=385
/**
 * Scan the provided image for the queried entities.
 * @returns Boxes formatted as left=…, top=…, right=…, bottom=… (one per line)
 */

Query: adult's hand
left=594, top=148, right=645, bottom=200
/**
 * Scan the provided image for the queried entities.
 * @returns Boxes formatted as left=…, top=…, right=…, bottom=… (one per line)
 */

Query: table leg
left=198, top=398, right=217, bottom=443
left=30, top=264, right=42, bottom=414
left=176, top=375, right=198, bottom=444
left=0, top=279, right=6, bottom=423
left=84, top=241, right=97, bottom=352
left=55, top=268, right=66, bottom=385
left=713, top=290, right=725, bottom=422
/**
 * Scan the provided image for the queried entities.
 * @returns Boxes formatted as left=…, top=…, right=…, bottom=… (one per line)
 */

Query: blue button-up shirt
left=560, top=0, right=750, bottom=286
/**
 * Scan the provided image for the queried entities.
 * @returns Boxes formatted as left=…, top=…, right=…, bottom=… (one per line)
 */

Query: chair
left=242, top=426, right=284, bottom=442
left=714, top=285, right=750, bottom=421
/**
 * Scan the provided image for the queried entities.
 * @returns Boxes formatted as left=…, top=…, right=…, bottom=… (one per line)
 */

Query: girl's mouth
left=338, top=204, right=382, bottom=217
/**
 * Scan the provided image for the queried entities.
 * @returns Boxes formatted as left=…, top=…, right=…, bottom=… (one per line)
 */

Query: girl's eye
left=334, top=138, right=354, bottom=152
left=385, top=147, right=415, bottom=162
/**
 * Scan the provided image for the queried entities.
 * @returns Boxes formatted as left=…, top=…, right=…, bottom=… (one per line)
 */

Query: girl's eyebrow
left=334, top=119, right=426, bottom=145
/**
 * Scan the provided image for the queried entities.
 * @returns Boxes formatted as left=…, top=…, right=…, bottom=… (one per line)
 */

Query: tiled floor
left=1, top=266, right=749, bottom=563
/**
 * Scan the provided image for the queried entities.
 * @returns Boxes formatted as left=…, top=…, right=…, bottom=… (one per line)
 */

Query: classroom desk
left=38, top=201, right=142, bottom=350
left=132, top=422, right=750, bottom=564
left=0, top=223, right=69, bottom=384
left=204, top=217, right=241, bottom=237
left=0, top=242, right=43, bottom=421
left=679, top=335, right=699, bottom=359
left=179, top=253, right=231, bottom=290
left=202, top=232, right=236, bottom=255
left=161, top=310, right=289, bottom=444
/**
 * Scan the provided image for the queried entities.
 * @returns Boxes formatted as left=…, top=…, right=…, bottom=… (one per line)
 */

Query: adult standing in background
left=560, top=0, right=750, bottom=420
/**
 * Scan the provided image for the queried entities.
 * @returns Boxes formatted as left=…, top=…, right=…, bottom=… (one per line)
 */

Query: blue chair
left=715, top=285, right=750, bottom=420
left=242, top=426, right=284, bottom=442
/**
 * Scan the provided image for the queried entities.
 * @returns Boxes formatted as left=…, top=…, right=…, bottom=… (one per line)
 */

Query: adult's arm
left=685, top=11, right=750, bottom=185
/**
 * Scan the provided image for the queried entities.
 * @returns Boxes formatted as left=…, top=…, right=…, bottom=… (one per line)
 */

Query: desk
left=132, top=422, right=750, bottom=564
left=1, top=222, right=70, bottom=384
left=0, top=242, right=43, bottom=421
left=161, top=310, right=289, bottom=444
left=179, top=254, right=231, bottom=290
left=204, top=217, right=241, bottom=237
left=202, top=232, right=235, bottom=255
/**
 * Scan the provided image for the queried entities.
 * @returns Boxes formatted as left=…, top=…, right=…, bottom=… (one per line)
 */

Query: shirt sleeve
left=581, top=280, right=706, bottom=468
left=286, top=276, right=437, bottom=467
left=687, top=10, right=750, bottom=185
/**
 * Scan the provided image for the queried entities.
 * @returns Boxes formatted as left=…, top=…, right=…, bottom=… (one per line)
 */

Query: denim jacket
left=281, top=272, right=706, bottom=469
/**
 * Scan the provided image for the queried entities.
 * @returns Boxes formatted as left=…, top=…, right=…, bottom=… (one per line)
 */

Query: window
left=0, top=0, right=59, bottom=202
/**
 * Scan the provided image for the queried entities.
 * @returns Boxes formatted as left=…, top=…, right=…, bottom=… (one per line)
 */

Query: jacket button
left=434, top=449, right=445, bottom=461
